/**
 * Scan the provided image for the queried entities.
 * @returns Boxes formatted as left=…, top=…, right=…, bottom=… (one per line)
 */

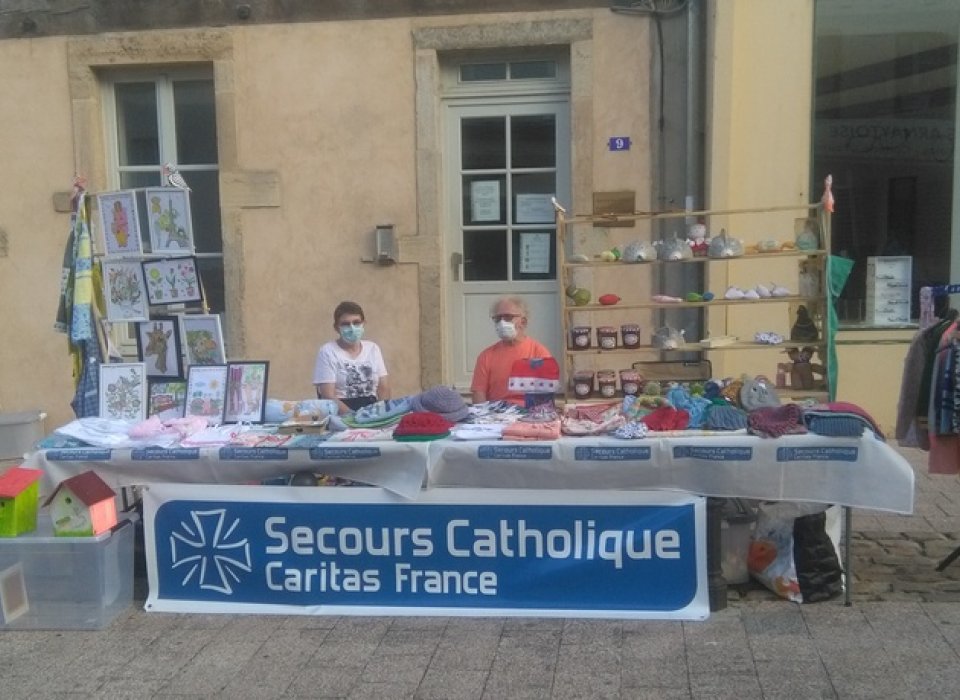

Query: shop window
left=813, top=0, right=959, bottom=323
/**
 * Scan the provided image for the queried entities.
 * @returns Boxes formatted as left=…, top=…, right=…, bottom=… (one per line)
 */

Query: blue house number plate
left=608, top=136, right=631, bottom=151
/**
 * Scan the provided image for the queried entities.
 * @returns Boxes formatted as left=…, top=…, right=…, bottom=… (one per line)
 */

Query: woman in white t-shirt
left=313, top=301, right=391, bottom=414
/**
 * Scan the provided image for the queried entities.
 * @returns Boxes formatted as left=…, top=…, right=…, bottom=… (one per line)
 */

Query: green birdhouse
left=0, top=466, right=43, bottom=537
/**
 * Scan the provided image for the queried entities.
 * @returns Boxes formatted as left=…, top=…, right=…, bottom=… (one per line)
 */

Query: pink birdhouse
left=43, top=471, right=117, bottom=537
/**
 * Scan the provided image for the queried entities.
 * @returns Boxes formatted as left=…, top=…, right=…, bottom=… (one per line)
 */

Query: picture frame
left=135, top=317, right=183, bottom=379
left=0, top=563, right=29, bottom=624
left=141, top=256, right=204, bottom=306
left=223, top=361, right=270, bottom=424
left=185, top=364, right=229, bottom=422
left=147, top=379, right=188, bottom=420
left=98, top=362, right=148, bottom=422
left=180, top=314, right=226, bottom=366
left=101, top=260, right=150, bottom=322
left=96, top=190, right=143, bottom=258
left=144, top=187, right=194, bottom=255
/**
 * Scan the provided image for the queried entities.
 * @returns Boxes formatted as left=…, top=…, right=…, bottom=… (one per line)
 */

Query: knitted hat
left=747, top=403, right=806, bottom=438
left=706, top=405, right=748, bottom=431
left=507, top=357, right=561, bottom=394
left=409, top=386, right=470, bottom=423
left=393, top=411, right=453, bottom=440
left=640, top=406, right=690, bottom=431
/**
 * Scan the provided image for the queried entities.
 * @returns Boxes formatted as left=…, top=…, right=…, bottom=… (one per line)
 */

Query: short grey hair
left=490, top=296, right=529, bottom=318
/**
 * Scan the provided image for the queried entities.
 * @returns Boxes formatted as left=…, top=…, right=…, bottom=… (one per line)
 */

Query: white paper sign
left=519, top=232, right=551, bottom=274
left=515, top=194, right=555, bottom=223
left=470, top=181, right=500, bottom=222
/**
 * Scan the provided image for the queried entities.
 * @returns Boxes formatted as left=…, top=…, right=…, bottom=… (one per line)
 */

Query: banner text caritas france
left=264, top=517, right=681, bottom=595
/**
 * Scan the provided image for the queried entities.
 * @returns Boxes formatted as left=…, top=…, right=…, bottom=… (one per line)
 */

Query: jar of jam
left=597, top=326, right=618, bottom=350
left=569, top=326, right=592, bottom=350
left=621, top=324, right=641, bottom=349
left=619, top=369, right=641, bottom=396
left=597, top=370, right=618, bottom=398
left=572, top=371, right=595, bottom=398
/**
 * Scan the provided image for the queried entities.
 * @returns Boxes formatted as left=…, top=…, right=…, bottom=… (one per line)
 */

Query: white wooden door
left=444, top=99, right=570, bottom=391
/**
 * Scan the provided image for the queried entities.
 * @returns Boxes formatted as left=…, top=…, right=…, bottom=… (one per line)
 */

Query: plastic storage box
left=0, top=411, right=47, bottom=461
left=0, top=514, right=134, bottom=630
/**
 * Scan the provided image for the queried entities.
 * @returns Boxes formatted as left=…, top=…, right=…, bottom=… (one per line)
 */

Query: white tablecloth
left=24, top=433, right=914, bottom=513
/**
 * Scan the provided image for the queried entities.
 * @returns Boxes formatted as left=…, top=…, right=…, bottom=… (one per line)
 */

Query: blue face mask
left=339, top=324, right=364, bottom=344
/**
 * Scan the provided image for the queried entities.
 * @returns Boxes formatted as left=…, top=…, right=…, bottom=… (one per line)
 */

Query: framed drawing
left=180, top=314, right=226, bottom=366
left=144, top=187, right=194, bottom=255
left=147, top=379, right=188, bottom=420
left=96, top=190, right=142, bottom=257
left=224, top=361, right=270, bottom=424
left=135, top=317, right=183, bottom=379
left=141, top=257, right=203, bottom=306
left=101, top=260, right=150, bottom=321
left=185, top=364, right=229, bottom=422
left=98, top=362, right=147, bottom=422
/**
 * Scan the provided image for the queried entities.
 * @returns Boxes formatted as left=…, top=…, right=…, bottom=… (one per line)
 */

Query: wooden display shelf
left=562, top=248, right=828, bottom=269
left=565, top=295, right=821, bottom=312
left=564, top=340, right=827, bottom=355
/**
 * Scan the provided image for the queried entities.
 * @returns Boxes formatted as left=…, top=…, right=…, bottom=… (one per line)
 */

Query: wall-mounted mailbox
left=375, top=224, right=396, bottom=265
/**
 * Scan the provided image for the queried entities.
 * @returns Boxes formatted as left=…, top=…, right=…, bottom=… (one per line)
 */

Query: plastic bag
left=748, top=502, right=843, bottom=603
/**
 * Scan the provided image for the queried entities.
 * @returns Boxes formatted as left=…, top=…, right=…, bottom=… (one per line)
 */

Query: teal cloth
left=826, top=254, right=854, bottom=401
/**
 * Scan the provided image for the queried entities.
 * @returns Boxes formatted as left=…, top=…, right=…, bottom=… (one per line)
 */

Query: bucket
left=720, top=498, right=757, bottom=584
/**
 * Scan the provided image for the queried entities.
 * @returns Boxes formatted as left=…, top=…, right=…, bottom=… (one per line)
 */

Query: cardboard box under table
left=0, top=515, right=134, bottom=630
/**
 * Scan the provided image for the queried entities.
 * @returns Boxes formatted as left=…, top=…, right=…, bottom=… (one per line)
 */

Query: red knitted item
left=393, top=411, right=453, bottom=437
left=640, top=406, right=690, bottom=431
left=748, top=403, right=807, bottom=438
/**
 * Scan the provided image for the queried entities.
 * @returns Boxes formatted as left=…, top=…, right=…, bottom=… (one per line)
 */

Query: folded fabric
left=351, top=396, right=413, bottom=424
left=264, top=398, right=339, bottom=424
left=561, top=403, right=626, bottom=436
left=802, top=401, right=884, bottom=439
left=640, top=406, right=690, bottom=431
left=409, top=386, right=470, bottom=423
left=803, top=415, right=866, bottom=438
left=748, top=403, right=806, bottom=438
left=451, top=424, right=506, bottom=441
left=705, top=404, right=748, bottom=431
left=503, top=419, right=561, bottom=441
left=393, top=411, right=453, bottom=441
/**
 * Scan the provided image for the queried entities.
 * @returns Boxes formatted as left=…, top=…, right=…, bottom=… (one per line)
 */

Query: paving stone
left=415, top=669, right=487, bottom=700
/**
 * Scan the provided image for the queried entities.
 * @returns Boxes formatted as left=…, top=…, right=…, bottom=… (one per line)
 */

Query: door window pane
left=174, top=80, right=218, bottom=164
left=460, top=63, right=507, bottom=82
left=512, top=231, right=555, bottom=280
left=463, top=230, right=507, bottom=281
left=511, top=114, right=556, bottom=168
left=462, top=117, right=506, bottom=170
left=462, top=174, right=506, bottom=226
left=185, top=170, right=223, bottom=255
left=511, top=61, right=557, bottom=80
left=116, top=83, right=159, bottom=166
left=512, top=173, right=556, bottom=224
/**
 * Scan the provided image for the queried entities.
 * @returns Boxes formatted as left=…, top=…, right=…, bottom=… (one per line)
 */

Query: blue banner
left=144, top=486, right=707, bottom=619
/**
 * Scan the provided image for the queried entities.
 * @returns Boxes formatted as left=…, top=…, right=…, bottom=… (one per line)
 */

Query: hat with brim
left=409, top=386, right=470, bottom=423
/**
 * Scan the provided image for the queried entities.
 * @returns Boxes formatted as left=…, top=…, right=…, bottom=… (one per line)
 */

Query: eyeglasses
left=491, top=314, right=521, bottom=323
left=338, top=321, right=364, bottom=329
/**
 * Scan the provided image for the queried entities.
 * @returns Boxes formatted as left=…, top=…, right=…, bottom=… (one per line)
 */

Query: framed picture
left=144, top=187, right=194, bottom=255
left=147, top=379, right=188, bottom=420
left=99, top=362, right=148, bottom=422
left=185, top=364, right=229, bottom=422
left=224, top=361, right=270, bottom=424
left=101, top=260, right=150, bottom=322
left=96, top=190, right=142, bottom=257
left=135, top=317, right=183, bottom=379
left=0, top=563, right=29, bottom=625
left=141, top=257, right=203, bottom=306
left=180, top=314, right=226, bottom=366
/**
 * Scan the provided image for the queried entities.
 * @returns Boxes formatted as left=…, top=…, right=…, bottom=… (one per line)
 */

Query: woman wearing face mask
left=470, top=296, right=552, bottom=405
left=313, top=301, right=390, bottom=414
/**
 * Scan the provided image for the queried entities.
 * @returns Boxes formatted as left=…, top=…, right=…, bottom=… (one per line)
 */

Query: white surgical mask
left=495, top=320, right=517, bottom=340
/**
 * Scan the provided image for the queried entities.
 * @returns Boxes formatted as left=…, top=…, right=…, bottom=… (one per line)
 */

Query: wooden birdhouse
left=0, top=466, right=44, bottom=537
left=43, top=471, right=117, bottom=537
